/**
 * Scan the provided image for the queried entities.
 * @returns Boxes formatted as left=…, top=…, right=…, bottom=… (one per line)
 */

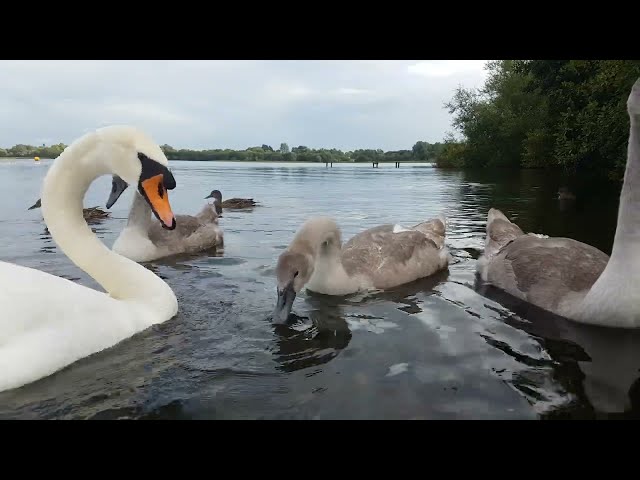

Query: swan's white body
left=0, top=126, right=178, bottom=393
left=477, top=79, right=640, bottom=329
left=112, top=190, right=223, bottom=263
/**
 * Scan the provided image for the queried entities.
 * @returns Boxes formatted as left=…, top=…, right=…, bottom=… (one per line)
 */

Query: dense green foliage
left=0, top=143, right=67, bottom=159
left=0, top=141, right=444, bottom=164
left=438, top=60, right=640, bottom=180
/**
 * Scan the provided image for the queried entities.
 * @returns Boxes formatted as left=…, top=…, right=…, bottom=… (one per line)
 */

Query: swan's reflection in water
left=272, top=307, right=353, bottom=374
left=349, top=269, right=450, bottom=314
left=269, top=271, right=451, bottom=375
left=476, top=279, right=640, bottom=418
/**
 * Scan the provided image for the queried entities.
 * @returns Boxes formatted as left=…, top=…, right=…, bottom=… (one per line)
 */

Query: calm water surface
left=0, top=159, right=638, bottom=420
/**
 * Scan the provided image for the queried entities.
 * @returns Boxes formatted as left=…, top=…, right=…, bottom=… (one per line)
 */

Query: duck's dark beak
left=273, top=282, right=296, bottom=324
left=106, top=175, right=129, bottom=209
left=204, top=192, right=213, bottom=199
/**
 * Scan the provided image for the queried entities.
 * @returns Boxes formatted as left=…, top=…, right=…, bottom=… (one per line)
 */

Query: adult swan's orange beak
left=137, top=153, right=177, bottom=230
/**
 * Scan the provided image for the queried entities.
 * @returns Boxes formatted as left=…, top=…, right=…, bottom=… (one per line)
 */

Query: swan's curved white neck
left=611, top=114, right=640, bottom=255
left=578, top=114, right=640, bottom=326
left=40, top=137, right=175, bottom=312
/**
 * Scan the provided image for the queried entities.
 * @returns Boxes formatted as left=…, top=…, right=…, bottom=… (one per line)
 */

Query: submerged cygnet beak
left=273, top=282, right=297, bottom=324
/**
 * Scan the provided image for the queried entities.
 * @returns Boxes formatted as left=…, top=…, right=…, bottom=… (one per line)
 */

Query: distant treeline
left=0, top=143, right=68, bottom=160
left=438, top=60, right=640, bottom=180
left=0, top=141, right=444, bottom=164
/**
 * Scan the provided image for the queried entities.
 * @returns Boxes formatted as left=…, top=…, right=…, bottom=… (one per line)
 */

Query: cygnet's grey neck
left=127, top=192, right=153, bottom=230
left=291, top=217, right=362, bottom=295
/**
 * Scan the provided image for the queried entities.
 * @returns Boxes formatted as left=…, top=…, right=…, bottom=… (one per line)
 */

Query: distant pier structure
left=372, top=161, right=401, bottom=168
left=324, top=161, right=405, bottom=168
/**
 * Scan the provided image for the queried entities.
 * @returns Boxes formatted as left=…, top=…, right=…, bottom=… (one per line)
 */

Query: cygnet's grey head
left=272, top=250, right=314, bottom=324
left=204, top=190, right=223, bottom=214
left=28, top=198, right=42, bottom=210
left=106, top=175, right=130, bottom=209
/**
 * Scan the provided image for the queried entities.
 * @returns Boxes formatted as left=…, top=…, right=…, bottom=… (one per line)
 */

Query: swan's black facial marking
left=138, top=153, right=176, bottom=190
left=105, top=154, right=177, bottom=218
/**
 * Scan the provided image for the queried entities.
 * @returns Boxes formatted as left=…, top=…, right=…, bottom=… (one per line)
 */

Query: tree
left=412, top=141, right=429, bottom=160
left=279, top=142, right=290, bottom=153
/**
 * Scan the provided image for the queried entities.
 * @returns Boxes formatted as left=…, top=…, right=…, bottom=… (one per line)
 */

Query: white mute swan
left=477, top=78, right=640, bottom=329
left=105, top=175, right=223, bottom=262
left=273, top=215, right=449, bottom=322
left=0, top=125, right=179, bottom=393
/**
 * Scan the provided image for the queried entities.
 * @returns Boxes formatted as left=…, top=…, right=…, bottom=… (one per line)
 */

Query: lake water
left=0, top=159, right=638, bottom=420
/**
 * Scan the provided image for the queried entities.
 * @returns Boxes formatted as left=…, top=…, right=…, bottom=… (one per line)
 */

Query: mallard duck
left=29, top=198, right=111, bottom=222
left=204, top=190, right=259, bottom=213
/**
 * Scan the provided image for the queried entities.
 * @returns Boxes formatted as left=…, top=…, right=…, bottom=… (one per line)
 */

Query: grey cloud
left=0, top=60, right=488, bottom=151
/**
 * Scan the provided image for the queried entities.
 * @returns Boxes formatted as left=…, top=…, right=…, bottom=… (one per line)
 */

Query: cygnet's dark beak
left=273, top=282, right=297, bottom=324
left=106, top=175, right=129, bottom=209
left=28, top=198, right=42, bottom=210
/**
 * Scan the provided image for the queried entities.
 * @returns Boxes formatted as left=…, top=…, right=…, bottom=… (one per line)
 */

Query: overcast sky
left=0, top=60, right=489, bottom=151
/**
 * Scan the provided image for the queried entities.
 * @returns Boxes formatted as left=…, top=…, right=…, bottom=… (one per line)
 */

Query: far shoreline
left=0, top=157, right=622, bottom=183
left=1, top=156, right=436, bottom=165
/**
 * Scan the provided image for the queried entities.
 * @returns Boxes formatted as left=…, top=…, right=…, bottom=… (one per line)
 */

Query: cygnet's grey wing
left=411, top=217, right=447, bottom=249
left=147, top=214, right=222, bottom=255
left=148, top=214, right=201, bottom=244
left=482, top=235, right=609, bottom=316
left=341, top=224, right=446, bottom=290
